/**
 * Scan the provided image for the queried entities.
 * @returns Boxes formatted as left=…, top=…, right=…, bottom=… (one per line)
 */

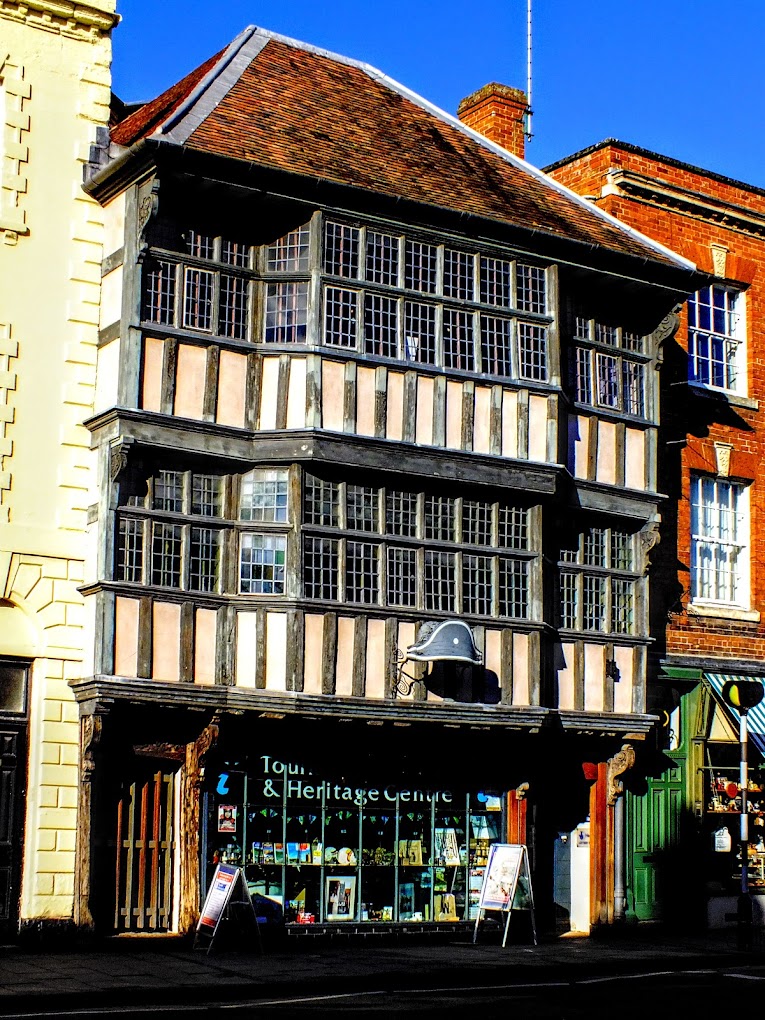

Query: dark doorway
left=0, top=659, right=30, bottom=939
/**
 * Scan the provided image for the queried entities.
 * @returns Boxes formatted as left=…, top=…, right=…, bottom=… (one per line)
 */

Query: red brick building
left=546, top=141, right=765, bottom=926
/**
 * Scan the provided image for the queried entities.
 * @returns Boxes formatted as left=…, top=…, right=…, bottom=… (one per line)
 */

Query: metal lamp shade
left=405, top=620, right=482, bottom=665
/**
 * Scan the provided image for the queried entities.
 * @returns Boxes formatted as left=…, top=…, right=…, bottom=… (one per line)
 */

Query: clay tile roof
left=110, top=28, right=693, bottom=272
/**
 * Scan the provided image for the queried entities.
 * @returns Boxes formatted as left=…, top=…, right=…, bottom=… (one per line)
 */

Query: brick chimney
left=457, top=83, right=529, bottom=160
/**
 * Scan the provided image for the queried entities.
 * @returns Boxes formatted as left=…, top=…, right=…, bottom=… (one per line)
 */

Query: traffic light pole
left=739, top=707, right=753, bottom=950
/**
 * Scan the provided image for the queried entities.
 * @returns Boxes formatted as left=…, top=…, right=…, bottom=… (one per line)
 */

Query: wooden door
left=627, top=759, right=685, bottom=921
left=114, top=766, right=176, bottom=932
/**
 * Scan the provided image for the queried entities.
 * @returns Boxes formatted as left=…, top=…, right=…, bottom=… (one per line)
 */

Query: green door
left=627, top=758, right=685, bottom=921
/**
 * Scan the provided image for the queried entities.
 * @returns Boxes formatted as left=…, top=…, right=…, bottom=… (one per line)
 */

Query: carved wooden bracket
left=80, top=703, right=110, bottom=784
left=515, top=782, right=530, bottom=801
left=607, top=743, right=636, bottom=805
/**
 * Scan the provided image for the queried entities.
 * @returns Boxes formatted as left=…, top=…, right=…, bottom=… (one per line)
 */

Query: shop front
left=204, top=746, right=507, bottom=929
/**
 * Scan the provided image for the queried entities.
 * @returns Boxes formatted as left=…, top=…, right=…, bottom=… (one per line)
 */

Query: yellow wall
left=0, top=0, right=117, bottom=922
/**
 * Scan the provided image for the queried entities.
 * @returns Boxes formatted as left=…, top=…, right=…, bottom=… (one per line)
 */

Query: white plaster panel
left=264, top=612, right=287, bottom=691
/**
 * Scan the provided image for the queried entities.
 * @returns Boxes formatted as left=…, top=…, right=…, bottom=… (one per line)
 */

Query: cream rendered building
left=0, top=0, right=117, bottom=937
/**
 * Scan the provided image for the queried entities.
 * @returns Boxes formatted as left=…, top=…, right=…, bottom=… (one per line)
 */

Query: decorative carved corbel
left=639, top=516, right=662, bottom=571
left=137, top=177, right=160, bottom=254
left=80, top=702, right=110, bottom=784
left=515, top=782, right=530, bottom=801
left=651, top=305, right=682, bottom=350
left=109, top=437, right=135, bottom=484
left=607, top=743, right=636, bottom=805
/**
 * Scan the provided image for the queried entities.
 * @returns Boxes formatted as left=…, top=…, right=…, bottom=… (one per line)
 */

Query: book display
left=206, top=753, right=505, bottom=925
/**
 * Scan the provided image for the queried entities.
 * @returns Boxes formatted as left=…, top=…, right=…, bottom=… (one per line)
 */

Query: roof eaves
left=157, top=25, right=265, bottom=144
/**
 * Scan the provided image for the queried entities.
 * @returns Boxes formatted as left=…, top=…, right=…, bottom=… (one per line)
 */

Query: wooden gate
left=114, top=767, right=176, bottom=932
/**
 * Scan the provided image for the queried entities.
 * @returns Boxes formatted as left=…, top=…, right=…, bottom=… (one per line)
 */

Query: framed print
left=325, top=876, right=356, bottom=921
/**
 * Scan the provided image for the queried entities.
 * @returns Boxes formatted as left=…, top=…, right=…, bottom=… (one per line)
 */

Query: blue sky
left=112, top=0, right=765, bottom=189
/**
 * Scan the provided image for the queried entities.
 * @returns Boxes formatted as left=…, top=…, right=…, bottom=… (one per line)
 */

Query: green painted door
left=627, top=756, right=686, bottom=921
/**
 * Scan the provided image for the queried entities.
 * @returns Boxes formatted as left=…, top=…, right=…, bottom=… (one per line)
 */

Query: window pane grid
left=219, top=274, right=249, bottom=340
left=186, top=231, right=214, bottom=259
left=480, top=315, right=512, bottom=377
left=264, top=282, right=308, bottom=343
left=691, top=476, right=745, bottom=603
left=498, top=506, right=528, bottom=549
left=597, top=352, right=620, bottom=408
left=324, top=222, right=359, bottom=278
left=303, top=536, right=339, bottom=600
left=386, top=491, right=418, bottom=537
left=516, top=264, right=546, bottom=314
left=143, top=260, right=176, bottom=325
left=623, top=361, right=645, bottom=417
left=346, top=541, right=380, bottom=604
left=463, top=555, right=493, bottom=615
left=240, top=469, right=288, bottom=522
left=444, top=249, right=474, bottom=300
left=324, top=286, right=358, bottom=348
left=463, top=501, right=492, bottom=546
left=688, top=285, right=741, bottom=391
left=267, top=226, right=310, bottom=272
left=117, top=518, right=144, bottom=582
left=387, top=547, right=417, bottom=606
left=425, top=496, right=456, bottom=541
left=183, top=267, right=214, bottom=331
left=583, top=575, right=606, bottom=631
left=583, top=528, right=606, bottom=567
left=560, top=572, right=578, bottom=629
left=153, top=470, right=184, bottom=513
left=240, top=534, right=286, bottom=594
left=151, top=522, right=183, bottom=587
left=517, top=322, right=547, bottom=381
left=479, top=257, right=512, bottom=307
left=192, top=474, right=222, bottom=518
left=424, top=551, right=456, bottom=612
left=221, top=238, right=250, bottom=267
left=305, top=476, right=340, bottom=527
left=611, top=579, right=635, bottom=634
left=366, top=231, right=399, bottom=286
left=575, top=347, right=592, bottom=403
left=499, top=559, right=528, bottom=618
left=610, top=531, right=633, bottom=571
left=347, top=485, right=379, bottom=533
left=189, top=527, right=222, bottom=593
left=443, top=308, right=474, bottom=371
left=404, top=240, right=438, bottom=293
left=364, top=293, right=398, bottom=358
left=404, top=301, right=436, bottom=363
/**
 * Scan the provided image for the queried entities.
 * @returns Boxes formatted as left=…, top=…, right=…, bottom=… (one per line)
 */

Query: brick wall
left=548, top=143, right=765, bottom=668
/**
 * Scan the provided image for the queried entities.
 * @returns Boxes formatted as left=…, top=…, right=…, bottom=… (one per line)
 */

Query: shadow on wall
left=424, top=662, right=501, bottom=704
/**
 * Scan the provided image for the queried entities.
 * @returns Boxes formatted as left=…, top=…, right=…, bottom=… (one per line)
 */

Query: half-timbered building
left=78, top=27, right=702, bottom=937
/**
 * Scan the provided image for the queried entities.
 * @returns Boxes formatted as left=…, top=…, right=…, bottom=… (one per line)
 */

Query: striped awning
left=704, top=673, right=765, bottom=754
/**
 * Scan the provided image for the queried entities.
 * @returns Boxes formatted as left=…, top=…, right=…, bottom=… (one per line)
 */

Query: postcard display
left=206, top=754, right=505, bottom=925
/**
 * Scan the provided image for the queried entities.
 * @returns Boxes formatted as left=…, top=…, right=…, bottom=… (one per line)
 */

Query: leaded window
left=346, top=541, right=380, bottom=604
left=240, top=469, right=289, bottom=523
left=324, top=222, right=359, bottom=278
left=404, top=300, right=437, bottom=363
left=324, top=287, right=358, bottom=348
left=558, top=525, right=639, bottom=634
left=240, top=533, right=286, bottom=594
left=267, top=226, right=310, bottom=272
left=303, top=536, right=339, bottom=600
left=405, top=240, right=438, bottom=293
left=366, top=230, right=399, bottom=286
left=387, top=547, right=417, bottom=607
left=364, top=294, right=398, bottom=358
left=264, top=282, right=308, bottom=343
left=573, top=316, right=649, bottom=420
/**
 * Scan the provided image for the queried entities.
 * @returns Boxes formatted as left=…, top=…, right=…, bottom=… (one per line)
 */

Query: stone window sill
left=687, top=602, right=761, bottom=624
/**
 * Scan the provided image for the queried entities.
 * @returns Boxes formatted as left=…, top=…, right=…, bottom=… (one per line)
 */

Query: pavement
left=0, top=924, right=763, bottom=1015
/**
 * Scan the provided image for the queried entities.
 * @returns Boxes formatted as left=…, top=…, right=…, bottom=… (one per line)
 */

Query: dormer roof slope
left=109, top=27, right=693, bottom=273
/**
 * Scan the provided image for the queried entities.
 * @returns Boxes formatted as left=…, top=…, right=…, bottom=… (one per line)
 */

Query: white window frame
left=690, top=474, right=749, bottom=608
left=687, top=285, right=746, bottom=396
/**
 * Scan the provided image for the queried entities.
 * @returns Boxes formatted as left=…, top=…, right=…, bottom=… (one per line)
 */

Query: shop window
left=691, top=474, right=748, bottom=606
left=688, top=285, right=744, bottom=393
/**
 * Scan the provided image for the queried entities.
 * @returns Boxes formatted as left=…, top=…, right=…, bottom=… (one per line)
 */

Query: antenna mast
left=525, top=0, right=533, bottom=141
